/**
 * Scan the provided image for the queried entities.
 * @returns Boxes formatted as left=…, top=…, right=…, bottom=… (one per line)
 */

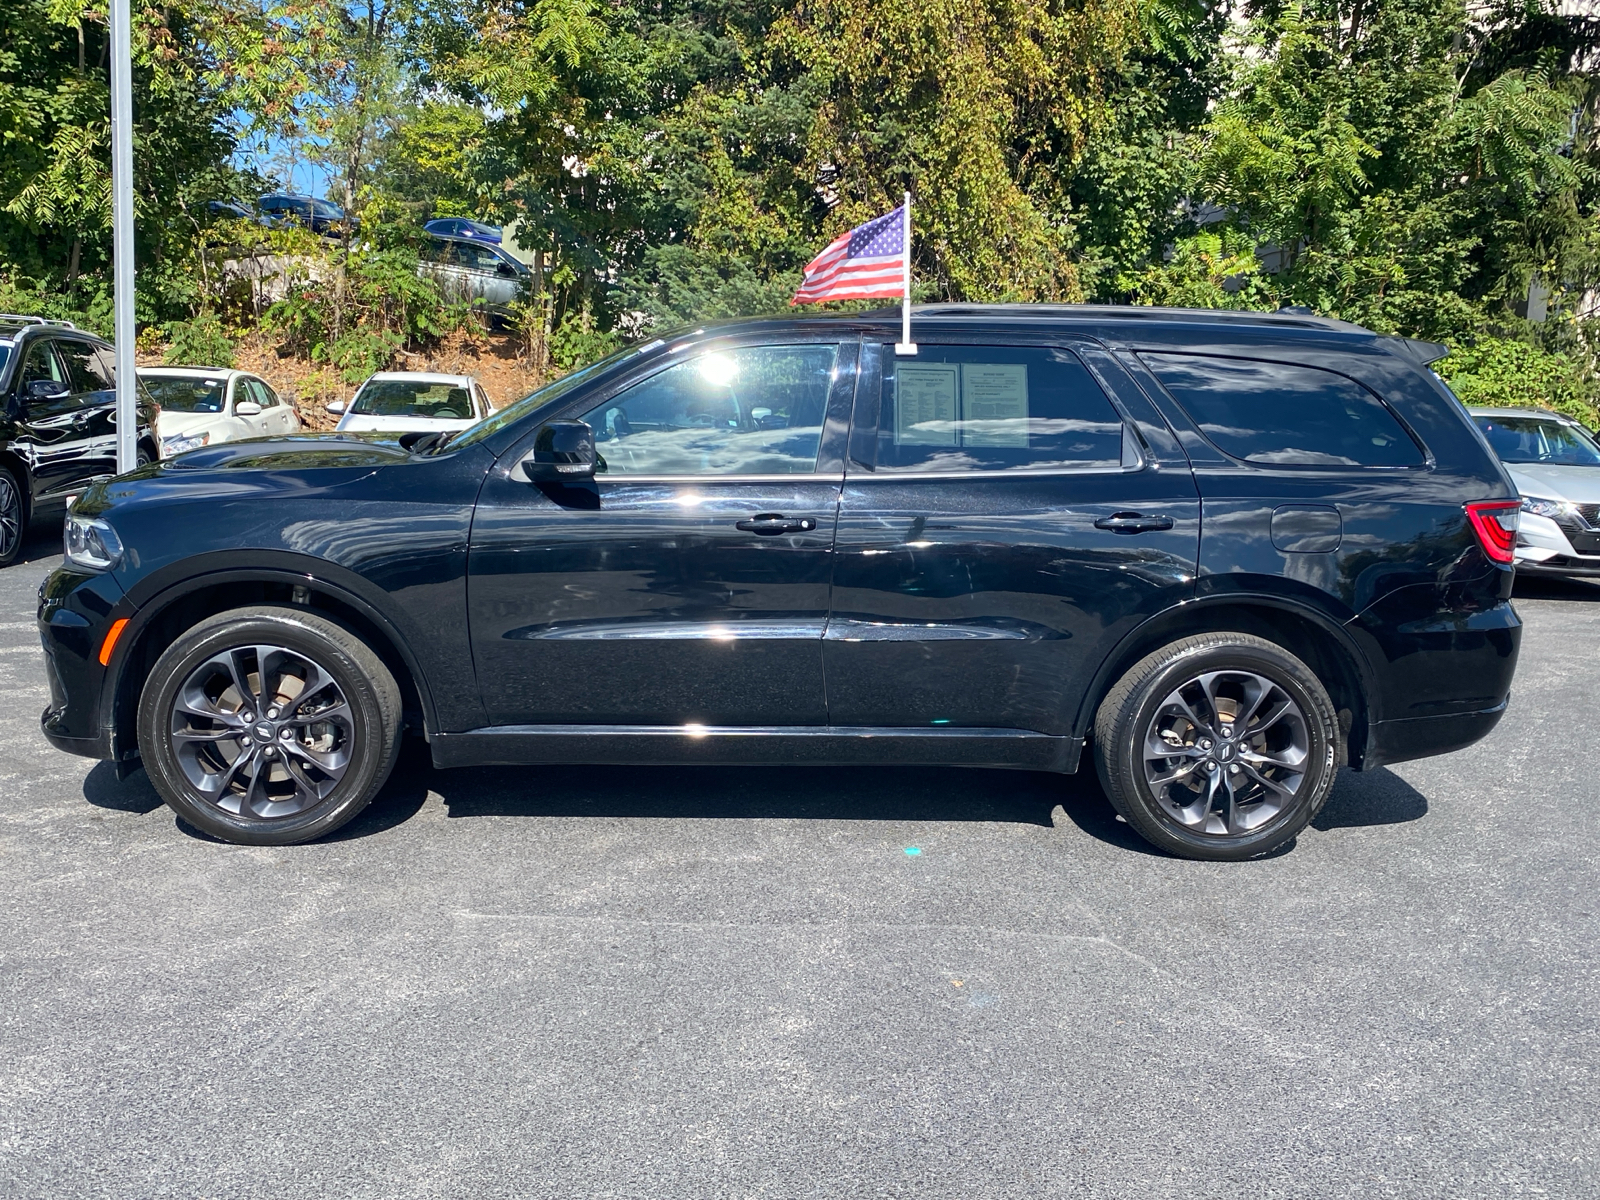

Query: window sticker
left=894, top=362, right=959, bottom=446
left=960, top=363, right=1029, bottom=447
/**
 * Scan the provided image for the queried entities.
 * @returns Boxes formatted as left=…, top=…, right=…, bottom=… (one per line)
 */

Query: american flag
left=792, top=205, right=906, bottom=304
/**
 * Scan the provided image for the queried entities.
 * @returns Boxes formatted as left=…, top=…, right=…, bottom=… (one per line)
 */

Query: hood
left=1505, top=462, right=1600, bottom=504
left=157, top=411, right=229, bottom=438
left=161, top=431, right=413, bottom=471
left=336, top=414, right=479, bottom=434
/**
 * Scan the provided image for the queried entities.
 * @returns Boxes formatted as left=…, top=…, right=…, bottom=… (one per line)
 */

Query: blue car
left=424, top=217, right=503, bottom=244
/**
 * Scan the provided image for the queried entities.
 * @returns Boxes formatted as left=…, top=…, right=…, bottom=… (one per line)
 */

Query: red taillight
left=1464, top=500, right=1520, bottom=565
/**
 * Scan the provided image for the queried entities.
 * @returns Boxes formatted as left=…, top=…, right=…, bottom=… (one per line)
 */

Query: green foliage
left=1436, top=335, right=1600, bottom=426
left=549, top=304, right=622, bottom=372
left=162, top=313, right=235, bottom=367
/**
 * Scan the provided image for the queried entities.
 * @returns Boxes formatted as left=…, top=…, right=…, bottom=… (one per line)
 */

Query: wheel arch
left=1074, top=595, right=1379, bottom=769
left=106, top=566, right=438, bottom=765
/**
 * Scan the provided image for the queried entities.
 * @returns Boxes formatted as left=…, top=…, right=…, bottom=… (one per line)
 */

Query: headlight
left=161, top=430, right=210, bottom=457
left=1520, top=495, right=1573, bottom=520
left=63, top=513, right=124, bottom=572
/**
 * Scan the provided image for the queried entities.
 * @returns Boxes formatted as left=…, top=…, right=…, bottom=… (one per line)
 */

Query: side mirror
left=522, top=420, right=597, bottom=483
left=27, top=379, right=70, bottom=402
left=495, top=262, right=517, bottom=278
left=234, top=400, right=262, bottom=416
left=326, top=399, right=347, bottom=415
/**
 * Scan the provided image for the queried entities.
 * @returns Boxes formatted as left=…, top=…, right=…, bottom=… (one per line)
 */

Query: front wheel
left=137, top=606, right=402, bottom=845
left=0, top=466, right=25, bottom=568
left=1093, top=633, right=1339, bottom=861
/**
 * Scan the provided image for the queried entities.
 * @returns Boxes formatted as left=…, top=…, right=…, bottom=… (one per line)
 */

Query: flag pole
left=895, top=190, right=916, bottom=356
left=110, top=0, right=137, bottom=473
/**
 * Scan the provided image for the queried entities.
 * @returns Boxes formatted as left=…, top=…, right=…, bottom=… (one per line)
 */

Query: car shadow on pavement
left=1513, top=574, right=1600, bottom=601
left=82, top=760, right=163, bottom=814
left=1312, top=766, right=1429, bottom=830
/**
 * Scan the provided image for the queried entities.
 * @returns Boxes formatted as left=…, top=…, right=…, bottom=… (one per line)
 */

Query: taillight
left=1464, top=499, right=1520, bottom=565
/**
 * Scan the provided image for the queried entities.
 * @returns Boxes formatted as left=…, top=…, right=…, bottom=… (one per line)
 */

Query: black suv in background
left=38, top=306, right=1522, bottom=859
left=0, top=317, right=157, bottom=567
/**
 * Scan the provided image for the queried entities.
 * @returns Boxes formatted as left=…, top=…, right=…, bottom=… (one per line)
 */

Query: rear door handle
left=1094, top=512, right=1174, bottom=534
left=737, top=513, right=817, bottom=536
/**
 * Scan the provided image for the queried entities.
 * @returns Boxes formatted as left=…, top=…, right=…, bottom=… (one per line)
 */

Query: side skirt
left=431, top=725, right=1083, bottom=773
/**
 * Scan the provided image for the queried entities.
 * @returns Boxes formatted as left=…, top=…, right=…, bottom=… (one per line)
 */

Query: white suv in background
left=328, top=372, right=492, bottom=434
left=1470, top=406, right=1600, bottom=578
left=139, top=367, right=302, bottom=457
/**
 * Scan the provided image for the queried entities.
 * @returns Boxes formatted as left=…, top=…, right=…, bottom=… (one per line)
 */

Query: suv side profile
left=38, top=306, right=1522, bottom=860
left=0, top=316, right=158, bottom=567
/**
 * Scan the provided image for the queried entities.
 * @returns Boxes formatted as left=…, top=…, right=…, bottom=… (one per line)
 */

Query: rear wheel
left=0, top=467, right=24, bottom=568
left=137, top=606, right=402, bottom=845
left=1093, top=633, right=1339, bottom=861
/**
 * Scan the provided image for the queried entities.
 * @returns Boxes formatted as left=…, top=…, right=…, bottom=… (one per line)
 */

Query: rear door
left=468, top=337, right=856, bottom=727
left=14, top=338, right=103, bottom=501
left=823, top=337, right=1199, bottom=736
left=54, top=337, right=120, bottom=483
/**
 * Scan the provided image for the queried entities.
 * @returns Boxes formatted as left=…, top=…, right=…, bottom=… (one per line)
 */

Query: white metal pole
left=895, top=190, right=916, bottom=356
left=110, top=0, right=138, bottom=473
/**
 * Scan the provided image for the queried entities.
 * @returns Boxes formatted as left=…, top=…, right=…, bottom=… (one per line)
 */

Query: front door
left=13, top=338, right=112, bottom=503
left=468, top=338, right=856, bottom=727
left=823, top=339, right=1200, bottom=736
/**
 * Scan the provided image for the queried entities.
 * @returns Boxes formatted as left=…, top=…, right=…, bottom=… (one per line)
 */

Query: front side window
left=58, top=340, right=113, bottom=394
left=1143, top=353, right=1422, bottom=468
left=1472, top=414, right=1600, bottom=466
left=871, top=344, right=1125, bottom=473
left=578, top=343, right=839, bottom=476
left=20, top=341, right=65, bottom=388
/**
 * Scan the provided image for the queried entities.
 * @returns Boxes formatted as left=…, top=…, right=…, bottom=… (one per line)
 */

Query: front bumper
left=1516, top=512, right=1600, bottom=576
left=37, top=566, right=128, bottom=763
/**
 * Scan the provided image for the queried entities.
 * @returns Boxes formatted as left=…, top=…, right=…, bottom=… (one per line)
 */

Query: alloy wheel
left=1141, top=669, right=1310, bottom=837
left=0, top=474, right=20, bottom=561
left=168, top=644, right=354, bottom=820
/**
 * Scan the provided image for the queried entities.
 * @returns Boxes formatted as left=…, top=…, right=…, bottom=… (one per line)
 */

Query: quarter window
left=1142, top=353, right=1422, bottom=468
left=578, top=344, right=839, bottom=476
left=870, top=344, right=1126, bottom=473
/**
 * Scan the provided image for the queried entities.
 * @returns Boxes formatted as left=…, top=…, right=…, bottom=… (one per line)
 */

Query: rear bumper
left=1361, top=697, right=1509, bottom=770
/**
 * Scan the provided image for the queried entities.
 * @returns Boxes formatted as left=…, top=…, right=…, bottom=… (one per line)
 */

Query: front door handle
left=736, top=513, right=817, bottom=536
left=1094, top=511, right=1174, bottom=534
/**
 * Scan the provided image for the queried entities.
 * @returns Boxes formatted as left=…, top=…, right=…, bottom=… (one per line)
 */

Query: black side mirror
left=26, top=379, right=70, bottom=402
left=495, top=262, right=517, bottom=278
left=522, top=420, right=597, bottom=483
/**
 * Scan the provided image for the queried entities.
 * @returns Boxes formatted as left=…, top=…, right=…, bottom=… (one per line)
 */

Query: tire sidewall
left=0, top=467, right=25, bottom=568
left=138, top=610, right=392, bottom=845
left=1112, top=641, right=1338, bottom=861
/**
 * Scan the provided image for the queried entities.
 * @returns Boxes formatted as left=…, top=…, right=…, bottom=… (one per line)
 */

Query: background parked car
left=139, top=368, right=302, bottom=458
left=0, top=315, right=157, bottom=567
left=328, top=371, right=492, bottom=434
left=420, top=234, right=530, bottom=322
left=257, top=193, right=356, bottom=237
left=1470, top=405, right=1600, bottom=577
left=423, top=217, right=503, bottom=244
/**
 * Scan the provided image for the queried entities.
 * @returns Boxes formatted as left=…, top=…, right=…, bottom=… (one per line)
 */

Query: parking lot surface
left=1, top=522, right=1596, bottom=1199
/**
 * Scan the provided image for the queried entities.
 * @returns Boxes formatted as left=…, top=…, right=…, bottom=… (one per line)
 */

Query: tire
left=1093, top=633, right=1339, bottom=861
left=0, top=466, right=24, bottom=568
left=137, top=605, right=403, bottom=845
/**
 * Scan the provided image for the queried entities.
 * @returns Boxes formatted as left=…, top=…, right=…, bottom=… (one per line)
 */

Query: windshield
left=1473, top=414, right=1600, bottom=466
left=353, top=380, right=474, bottom=419
left=443, top=339, right=662, bottom=451
left=141, top=376, right=226, bottom=413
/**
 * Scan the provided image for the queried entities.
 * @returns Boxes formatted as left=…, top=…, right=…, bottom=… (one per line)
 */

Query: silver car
left=419, top=234, right=530, bottom=322
left=1470, top=406, right=1600, bottom=578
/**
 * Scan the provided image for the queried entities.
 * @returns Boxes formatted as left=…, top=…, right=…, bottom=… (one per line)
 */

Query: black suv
left=0, top=316, right=157, bottom=567
left=38, top=307, right=1522, bottom=859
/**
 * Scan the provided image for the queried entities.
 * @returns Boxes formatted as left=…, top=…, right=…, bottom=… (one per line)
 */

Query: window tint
left=58, top=340, right=113, bottom=394
left=1143, top=353, right=1422, bottom=468
left=871, top=345, right=1124, bottom=473
left=19, top=341, right=64, bottom=386
left=579, top=344, right=838, bottom=475
left=93, top=347, right=117, bottom=386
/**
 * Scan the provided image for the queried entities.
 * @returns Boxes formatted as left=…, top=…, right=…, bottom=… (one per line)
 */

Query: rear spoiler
left=1382, top=336, right=1449, bottom=366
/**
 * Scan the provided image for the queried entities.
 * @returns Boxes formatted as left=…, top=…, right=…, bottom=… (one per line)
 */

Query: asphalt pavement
left=1, top=520, right=1596, bottom=1199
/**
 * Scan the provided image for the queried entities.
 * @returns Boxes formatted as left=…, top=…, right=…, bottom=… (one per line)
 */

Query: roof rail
left=0, top=314, right=78, bottom=330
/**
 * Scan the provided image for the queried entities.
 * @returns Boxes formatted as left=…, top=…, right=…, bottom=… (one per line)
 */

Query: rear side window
left=1142, top=353, right=1422, bottom=468
left=58, top=340, right=114, bottom=394
left=873, top=344, right=1125, bottom=473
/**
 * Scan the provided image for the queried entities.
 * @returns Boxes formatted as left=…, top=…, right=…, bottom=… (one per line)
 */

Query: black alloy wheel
left=138, top=606, right=402, bottom=845
left=1094, top=633, right=1339, bottom=861
left=0, top=468, right=22, bottom=567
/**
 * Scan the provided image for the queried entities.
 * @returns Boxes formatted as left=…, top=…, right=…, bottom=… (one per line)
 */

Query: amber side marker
left=98, top=618, right=129, bottom=666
